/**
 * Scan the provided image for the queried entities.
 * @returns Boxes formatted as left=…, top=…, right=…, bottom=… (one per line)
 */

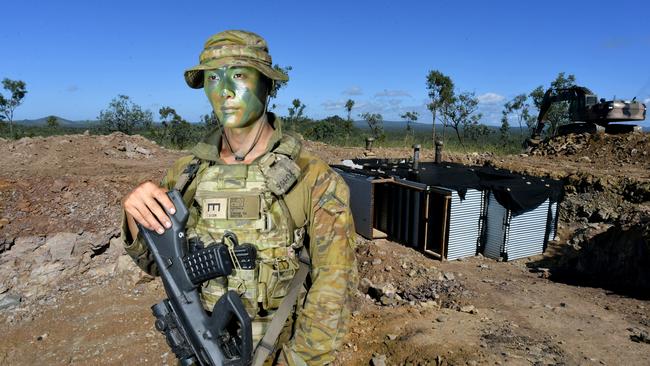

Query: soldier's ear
left=262, top=77, right=274, bottom=111
left=265, top=76, right=274, bottom=97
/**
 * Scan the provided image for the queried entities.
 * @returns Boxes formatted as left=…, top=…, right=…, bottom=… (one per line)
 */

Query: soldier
left=120, top=30, right=358, bottom=365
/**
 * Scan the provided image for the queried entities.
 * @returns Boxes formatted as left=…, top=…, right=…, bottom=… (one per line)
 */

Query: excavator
left=526, top=86, right=646, bottom=146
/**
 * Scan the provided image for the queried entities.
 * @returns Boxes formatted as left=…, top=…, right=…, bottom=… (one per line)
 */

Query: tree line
left=1, top=70, right=581, bottom=152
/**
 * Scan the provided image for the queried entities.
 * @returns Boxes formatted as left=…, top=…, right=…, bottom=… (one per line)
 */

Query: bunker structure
left=333, top=159, right=563, bottom=262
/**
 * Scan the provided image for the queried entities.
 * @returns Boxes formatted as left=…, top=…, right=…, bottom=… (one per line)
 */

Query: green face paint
left=204, top=66, right=268, bottom=129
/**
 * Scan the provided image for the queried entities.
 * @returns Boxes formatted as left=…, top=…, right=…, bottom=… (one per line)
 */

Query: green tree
left=159, top=106, right=192, bottom=148
left=286, top=98, right=306, bottom=131
left=502, top=94, right=533, bottom=137
left=499, top=113, right=511, bottom=146
left=344, top=99, right=355, bottom=121
left=0, top=78, right=28, bottom=136
left=341, top=100, right=356, bottom=143
left=440, top=92, right=481, bottom=147
left=304, top=115, right=351, bottom=142
left=400, top=111, right=419, bottom=134
left=426, top=70, right=454, bottom=143
left=464, top=123, right=490, bottom=143
left=201, top=112, right=219, bottom=131
left=269, top=64, right=292, bottom=101
left=360, top=112, right=384, bottom=140
left=529, top=72, right=577, bottom=137
left=98, top=95, right=153, bottom=134
left=46, top=115, right=59, bottom=129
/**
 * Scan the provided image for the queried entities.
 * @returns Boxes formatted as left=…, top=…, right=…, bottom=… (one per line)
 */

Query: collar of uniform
left=191, top=112, right=284, bottom=163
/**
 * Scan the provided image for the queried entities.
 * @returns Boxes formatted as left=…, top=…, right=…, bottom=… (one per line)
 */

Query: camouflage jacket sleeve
left=119, top=155, right=196, bottom=275
left=282, top=166, right=358, bottom=365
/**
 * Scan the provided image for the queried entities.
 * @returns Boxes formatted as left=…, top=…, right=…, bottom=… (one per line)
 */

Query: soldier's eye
left=233, top=73, right=244, bottom=79
left=209, top=74, right=219, bottom=81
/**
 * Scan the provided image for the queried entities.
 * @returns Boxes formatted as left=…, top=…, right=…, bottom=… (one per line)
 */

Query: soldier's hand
left=122, top=181, right=176, bottom=234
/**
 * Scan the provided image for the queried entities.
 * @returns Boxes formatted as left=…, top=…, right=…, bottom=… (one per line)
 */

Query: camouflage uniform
left=121, top=114, right=358, bottom=365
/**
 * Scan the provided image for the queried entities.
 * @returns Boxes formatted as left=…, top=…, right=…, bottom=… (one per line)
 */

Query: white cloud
left=375, top=89, right=411, bottom=98
left=643, top=97, right=650, bottom=104
left=477, top=92, right=505, bottom=104
left=352, top=99, right=429, bottom=121
left=342, top=86, right=363, bottom=96
left=477, top=103, right=503, bottom=125
left=321, top=100, right=347, bottom=111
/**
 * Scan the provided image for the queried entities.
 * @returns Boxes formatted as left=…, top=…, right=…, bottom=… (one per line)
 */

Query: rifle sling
left=173, top=158, right=201, bottom=193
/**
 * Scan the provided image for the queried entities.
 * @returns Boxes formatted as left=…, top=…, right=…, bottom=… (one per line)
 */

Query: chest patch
left=201, top=195, right=260, bottom=220
left=202, top=198, right=228, bottom=219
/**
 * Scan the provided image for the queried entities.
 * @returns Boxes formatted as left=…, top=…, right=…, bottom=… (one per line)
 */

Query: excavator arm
left=530, top=87, right=593, bottom=141
left=524, top=86, right=595, bottom=147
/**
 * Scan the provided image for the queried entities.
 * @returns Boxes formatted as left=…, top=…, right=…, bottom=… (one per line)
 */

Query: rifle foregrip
left=183, top=244, right=233, bottom=285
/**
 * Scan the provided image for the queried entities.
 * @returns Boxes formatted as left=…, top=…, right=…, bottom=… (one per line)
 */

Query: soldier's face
left=204, top=66, right=268, bottom=129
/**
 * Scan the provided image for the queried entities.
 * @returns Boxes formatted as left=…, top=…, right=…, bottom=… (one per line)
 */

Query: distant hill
left=353, top=120, right=434, bottom=132
left=354, top=120, right=650, bottom=133
left=353, top=120, right=509, bottom=133
left=15, top=117, right=99, bottom=128
left=14, top=116, right=649, bottom=132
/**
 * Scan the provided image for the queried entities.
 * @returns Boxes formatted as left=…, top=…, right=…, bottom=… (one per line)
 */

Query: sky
left=2, top=0, right=650, bottom=125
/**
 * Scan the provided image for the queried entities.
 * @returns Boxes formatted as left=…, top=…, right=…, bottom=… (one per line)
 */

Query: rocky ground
left=0, top=131, right=648, bottom=365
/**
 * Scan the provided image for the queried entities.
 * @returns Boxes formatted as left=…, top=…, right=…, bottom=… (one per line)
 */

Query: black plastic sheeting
left=477, top=166, right=564, bottom=215
left=347, top=159, right=564, bottom=216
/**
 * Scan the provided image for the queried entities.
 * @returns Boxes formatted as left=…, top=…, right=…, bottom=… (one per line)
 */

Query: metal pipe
left=412, top=144, right=421, bottom=170
left=435, top=139, right=443, bottom=164
left=365, top=137, right=375, bottom=152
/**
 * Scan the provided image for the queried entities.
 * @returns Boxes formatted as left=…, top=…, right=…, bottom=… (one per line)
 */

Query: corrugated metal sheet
left=548, top=202, right=559, bottom=241
left=446, top=189, right=483, bottom=260
left=336, top=169, right=375, bottom=239
left=504, top=199, right=550, bottom=261
left=337, top=164, right=559, bottom=262
left=483, top=192, right=507, bottom=260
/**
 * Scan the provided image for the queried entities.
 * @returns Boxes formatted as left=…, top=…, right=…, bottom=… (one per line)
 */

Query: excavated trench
left=530, top=178, right=650, bottom=298
left=521, top=131, right=650, bottom=298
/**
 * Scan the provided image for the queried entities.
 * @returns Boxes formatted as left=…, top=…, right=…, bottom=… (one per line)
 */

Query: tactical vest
left=183, top=134, right=306, bottom=345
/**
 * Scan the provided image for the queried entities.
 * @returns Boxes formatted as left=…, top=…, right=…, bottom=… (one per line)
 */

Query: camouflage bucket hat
left=184, top=30, right=288, bottom=89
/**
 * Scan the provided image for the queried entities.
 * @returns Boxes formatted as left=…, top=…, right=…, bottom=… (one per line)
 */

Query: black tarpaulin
left=477, top=166, right=564, bottom=215
left=346, top=159, right=563, bottom=214
left=412, top=163, right=482, bottom=199
left=353, top=160, right=482, bottom=200
left=480, top=178, right=551, bottom=216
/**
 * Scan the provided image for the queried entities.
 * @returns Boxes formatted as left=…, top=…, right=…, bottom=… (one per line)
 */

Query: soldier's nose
left=221, top=89, right=235, bottom=98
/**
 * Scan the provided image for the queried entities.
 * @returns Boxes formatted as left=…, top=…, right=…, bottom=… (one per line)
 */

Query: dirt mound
left=530, top=131, right=650, bottom=166
left=0, top=132, right=181, bottom=178
left=301, top=140, right=495, bottom=167
left=0, top=133, right=184, bottom=241
left=355, top=238, right=470, bottom=310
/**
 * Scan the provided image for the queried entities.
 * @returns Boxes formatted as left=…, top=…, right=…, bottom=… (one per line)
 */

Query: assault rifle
left=137, top=189, right=254, bottom=366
